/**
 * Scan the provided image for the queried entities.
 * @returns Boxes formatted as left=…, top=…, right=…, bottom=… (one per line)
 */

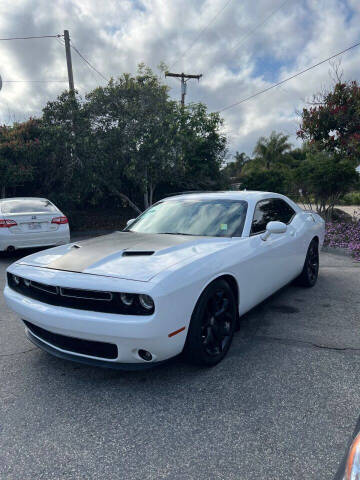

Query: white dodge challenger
left=4, top=191, right=325, bottom=368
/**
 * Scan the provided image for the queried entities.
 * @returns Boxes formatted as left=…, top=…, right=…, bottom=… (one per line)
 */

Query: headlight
left=7, top=272, right=155, bottom=316
left=119, top=293, right=154, bottom=313
left=344, top=433, right=360, bottom=479
left=120, top=293, right=134, bottom=306
left=139, top=294, right=154, bottom=311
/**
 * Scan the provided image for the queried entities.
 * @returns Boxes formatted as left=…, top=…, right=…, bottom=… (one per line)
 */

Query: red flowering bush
left=324, top=216, right=360, bottom=261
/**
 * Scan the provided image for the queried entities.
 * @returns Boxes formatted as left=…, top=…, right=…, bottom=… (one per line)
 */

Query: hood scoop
left=122, top=251, right=154, bottom=257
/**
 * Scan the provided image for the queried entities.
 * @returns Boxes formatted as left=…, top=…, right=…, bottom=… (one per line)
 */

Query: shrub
left=324, top=218, right=360, bottom=261
left=339, top=191, right=360, bottom=206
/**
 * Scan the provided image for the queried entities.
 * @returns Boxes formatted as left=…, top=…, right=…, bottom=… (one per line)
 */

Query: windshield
left=126, top=199, right=248, bottom=237
left=0, top=198, right=58, bottom=214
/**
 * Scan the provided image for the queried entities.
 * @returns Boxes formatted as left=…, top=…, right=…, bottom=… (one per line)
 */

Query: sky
left=0, top=0, right=359, bottom=159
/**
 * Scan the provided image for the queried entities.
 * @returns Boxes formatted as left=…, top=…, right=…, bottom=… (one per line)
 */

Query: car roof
left=163, top=190, right=297, bottom=205
left=161, top=191, right=301, bottom=214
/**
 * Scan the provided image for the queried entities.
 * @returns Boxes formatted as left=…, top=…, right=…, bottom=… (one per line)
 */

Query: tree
left=297, top=80, right=360, bottom=165
left=253, top=131, right=292, bottom=170
left=85, top=66, right=227, bottom=211
left=222, top=152, right=250, bottom=180
left=175, top=103, right=227, bottom=191
left=294, top=148, right=357, bottom=218
left=0, top=120, right=41, bottom=198
left=241, top=168, right=288, bottom=194
left=86, top=66, right=182, bottom=212
left=41, top=91, right=95, bottom=208
left=0, top=65, right=228, bottom=214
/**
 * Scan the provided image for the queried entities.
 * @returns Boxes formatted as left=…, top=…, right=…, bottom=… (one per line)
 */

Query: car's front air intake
left=24, top=320, right=118, bottom=359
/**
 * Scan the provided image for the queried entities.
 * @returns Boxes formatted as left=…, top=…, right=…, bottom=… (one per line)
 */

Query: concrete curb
left=321, top=246, right=352, bottom=257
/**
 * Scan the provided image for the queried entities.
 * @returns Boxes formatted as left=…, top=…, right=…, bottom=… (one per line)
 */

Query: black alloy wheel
left=184, top=279, right=237, bottom=366
left=296, top=239, right=319, bottom=287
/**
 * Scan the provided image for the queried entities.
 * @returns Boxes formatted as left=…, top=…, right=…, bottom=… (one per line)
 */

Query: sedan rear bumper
left=0, top=230, right=70, bottom=251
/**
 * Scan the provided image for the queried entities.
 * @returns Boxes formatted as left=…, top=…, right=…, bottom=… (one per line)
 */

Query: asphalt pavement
left=0, top=248, right=359, bottom=480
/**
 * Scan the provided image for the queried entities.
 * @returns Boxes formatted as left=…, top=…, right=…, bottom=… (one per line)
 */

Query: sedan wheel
left=184, top=279, right=237, bottom=366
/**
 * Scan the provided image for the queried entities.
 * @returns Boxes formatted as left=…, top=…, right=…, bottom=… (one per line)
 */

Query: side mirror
left=126, top=218, right=136, bottom=228
left=261, top=221, right=287, bottom=241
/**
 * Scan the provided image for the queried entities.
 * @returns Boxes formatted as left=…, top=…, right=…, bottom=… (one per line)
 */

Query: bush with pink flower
left=324, top=215, right=360, bottom=261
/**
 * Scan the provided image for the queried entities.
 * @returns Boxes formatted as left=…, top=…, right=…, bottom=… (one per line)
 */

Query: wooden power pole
left=64, top=30, right=74, bottom=92
left=165, top=72, right=202, bottom=106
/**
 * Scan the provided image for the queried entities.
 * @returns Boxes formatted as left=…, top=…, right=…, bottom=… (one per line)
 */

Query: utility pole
left=165, top=72, right=202, bottom=106
left=64, top=30, right=74, bottom=92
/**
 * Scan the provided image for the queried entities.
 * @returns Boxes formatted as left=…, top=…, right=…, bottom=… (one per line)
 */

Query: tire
left=296, top=238, right=319, bottom=287
left=183, top=279, right=237, bottom=366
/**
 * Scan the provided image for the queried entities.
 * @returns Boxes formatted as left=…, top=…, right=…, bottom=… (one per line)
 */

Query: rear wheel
left=183, top=279, right=237, bottom=366
left=296, top=239, right=319, bottom=287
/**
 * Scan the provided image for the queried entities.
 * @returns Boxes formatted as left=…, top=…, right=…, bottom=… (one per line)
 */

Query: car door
left=247, top=198, right=300, bottom=300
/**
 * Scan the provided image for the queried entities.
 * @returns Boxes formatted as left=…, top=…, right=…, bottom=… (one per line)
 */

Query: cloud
left=0, top=0, right=358, bottom=156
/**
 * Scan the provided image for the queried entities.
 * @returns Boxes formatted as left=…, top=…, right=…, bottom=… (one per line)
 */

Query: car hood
left=17, top=231, right=233, bottom=282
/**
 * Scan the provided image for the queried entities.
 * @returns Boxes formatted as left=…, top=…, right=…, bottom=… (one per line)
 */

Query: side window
left=251, top=199, right=295, bottom=235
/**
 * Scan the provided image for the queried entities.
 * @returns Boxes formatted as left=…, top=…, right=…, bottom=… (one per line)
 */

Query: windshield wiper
left=160, top=232, right=195, bottom=236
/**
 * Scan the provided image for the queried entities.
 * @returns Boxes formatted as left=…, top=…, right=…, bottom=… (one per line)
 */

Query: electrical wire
left=218, top=40, right=360, bottom=112
left=70, top=42, right=109, bottom=82
left=0, top=34, right=62, bottom=41
left=228, top=0, right=293, bottom=54
left=169, top=0, right=233, bottom=69
left=2, top=80, right=67, bottom=83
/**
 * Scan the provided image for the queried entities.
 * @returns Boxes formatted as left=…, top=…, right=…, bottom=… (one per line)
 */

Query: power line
left=70, top=42, right=109, bottom=82
left=229, top=0, right=292, bottom=54
left=169, top=0, right=233, bottom=70
left=0, top=34, right=62, bottom=41
left=2, top=80, right=67, bottom=83
left=219, top=40, right=360, bottom=113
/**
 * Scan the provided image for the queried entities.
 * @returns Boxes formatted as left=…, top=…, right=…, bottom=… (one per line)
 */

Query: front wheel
left=296, top=239, right=319, bottom=287
left=183, top=279, right=237, bottom=366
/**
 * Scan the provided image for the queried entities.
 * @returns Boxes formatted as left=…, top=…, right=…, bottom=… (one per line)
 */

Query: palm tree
left=253, top=131, right=292, bottom=170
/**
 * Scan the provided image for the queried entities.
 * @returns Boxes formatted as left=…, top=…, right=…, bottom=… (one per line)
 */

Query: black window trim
left=250, top=197, right=296, bottom=237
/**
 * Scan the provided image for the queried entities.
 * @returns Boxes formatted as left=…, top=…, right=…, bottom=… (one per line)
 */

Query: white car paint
left=4, top=191, right=325, bottom=367
left=0, top=197, right=70, bottom=251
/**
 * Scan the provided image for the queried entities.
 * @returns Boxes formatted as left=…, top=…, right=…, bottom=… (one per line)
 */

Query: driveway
left=0, top=249, right=359, bottom=480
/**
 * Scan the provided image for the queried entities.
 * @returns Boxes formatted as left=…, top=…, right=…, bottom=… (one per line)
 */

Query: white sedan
left=0, top=197, right=70, bottom=253
left=4, top=191, right=324, bottom=368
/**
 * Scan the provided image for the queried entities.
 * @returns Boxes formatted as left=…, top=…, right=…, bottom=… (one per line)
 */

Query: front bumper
left=25, top=327, right=167, bottom=370
left=4, top=285, right=187, bottom=365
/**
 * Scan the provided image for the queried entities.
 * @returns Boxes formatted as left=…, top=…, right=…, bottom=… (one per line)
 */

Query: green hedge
left=64, top=208, right=135, bottom=232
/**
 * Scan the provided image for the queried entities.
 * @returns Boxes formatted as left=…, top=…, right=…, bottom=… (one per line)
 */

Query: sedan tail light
left=51, top=216, right=68, bottom=225
left=0, top=219, right=17, bottom=228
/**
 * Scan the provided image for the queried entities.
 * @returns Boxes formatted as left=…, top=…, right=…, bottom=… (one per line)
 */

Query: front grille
left=24, top=320, right=118, bottom=359
left=7, top=273, right=153, bottom=315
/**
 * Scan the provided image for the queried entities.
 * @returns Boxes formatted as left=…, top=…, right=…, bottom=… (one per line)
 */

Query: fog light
left=139, top=294, right=154, bottom=311
left=138, top=349, right=152, bottom=361
left=23, top=279, right=31, bottom=287
left=13, top=275, right=20, bottom=285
